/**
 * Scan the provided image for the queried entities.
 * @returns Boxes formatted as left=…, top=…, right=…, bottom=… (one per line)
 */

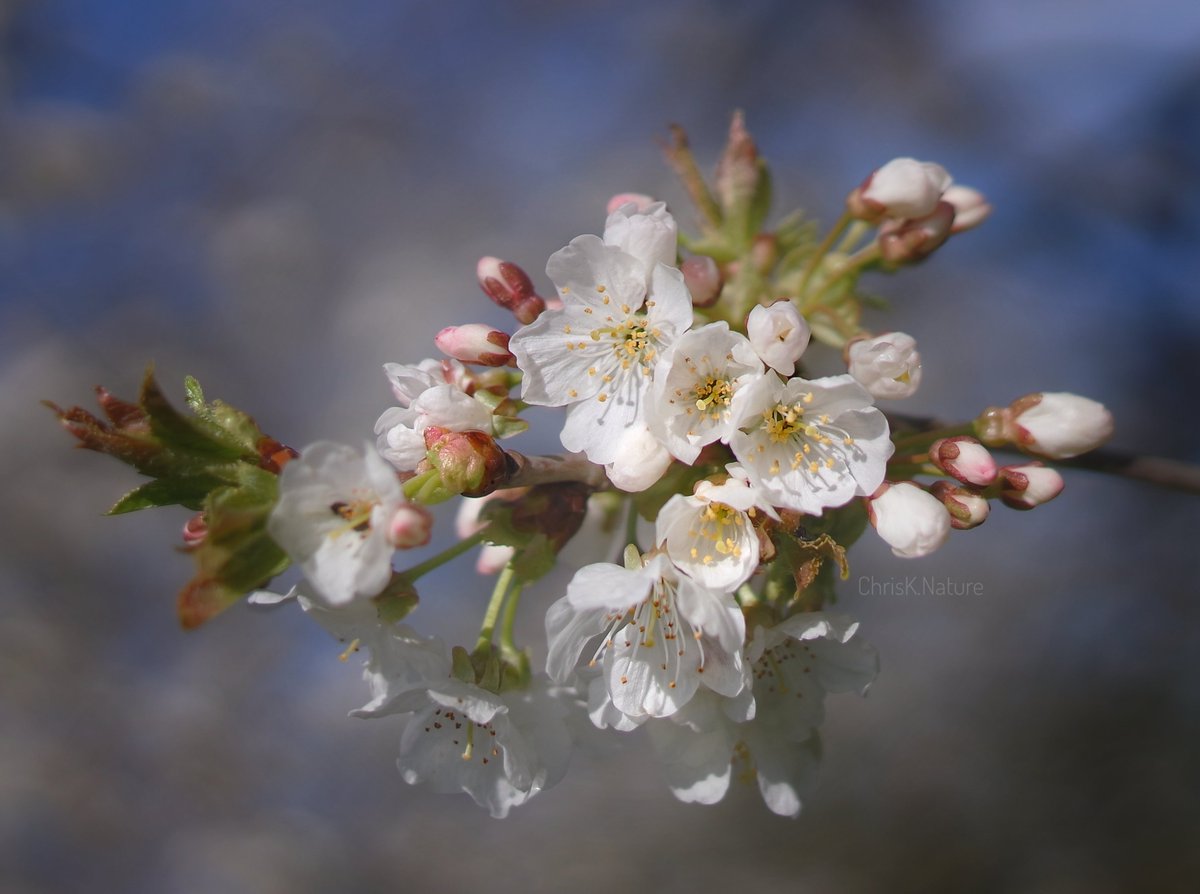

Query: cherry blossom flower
left=647, top=613, right=878, bottom=816
left=846, top=332, right=923, bottom=399
left=730, top=374, right=892, bottom=515
left=850, top=157, right=951, bottom=220
left=509, top=205, right=693, bottom=465
left=655, top=465, right=777, bottom=591
left=545, top=552, right=747, bottom=724
left=374, top=359, right=493, bottom=472
left=746, top=301, right=810, bottom=376
left=1010, top=392, right=1114, bottom=459
left=267, top=442, right=404, bottom=606
left=647, top=321, right=764, bottom=464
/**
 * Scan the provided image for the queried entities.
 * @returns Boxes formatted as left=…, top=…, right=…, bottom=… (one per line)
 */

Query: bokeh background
left=3, top=1, right=1200, bottom=891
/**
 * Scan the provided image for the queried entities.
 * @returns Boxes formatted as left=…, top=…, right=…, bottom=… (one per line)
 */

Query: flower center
left=591, top=314, right=659, bottom=372
left=693, top=376, right=733, bottom=415
left=329, top=496, right=377, bottom=537
left=689, top=502, right=747, bottom=564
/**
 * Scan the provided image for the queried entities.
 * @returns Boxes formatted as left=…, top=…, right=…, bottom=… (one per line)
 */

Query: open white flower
left=509, top=206, right=694, bottom=465
left=656, top=465, right=777, bottom=591
left=545, top=552, right=746, bottom=724
left=647, top=321, right=764, bottom=464
left=646, top=612, right=877, bottom=817
left=382, top=675, right=573, bottom=819
left=730, top=374, right=892, bottom=515
left=374, top=359, right=493, bottom=472
left=267, top=442, right=404, bottom=606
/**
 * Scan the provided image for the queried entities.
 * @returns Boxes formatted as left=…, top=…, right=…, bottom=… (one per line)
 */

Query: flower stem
left=500, top=581, right=525, bottom=654
left=797, top=210, right=852, bottom=297
left=398, top=529, right=486, bottom=583
left=477, top=562, right=516, bottom=650
left=625, top=498, right=642, bottom=552
left=890, top=422, right=975, bottom=454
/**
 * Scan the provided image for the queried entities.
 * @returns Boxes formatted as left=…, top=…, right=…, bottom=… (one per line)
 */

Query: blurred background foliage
left=2, top=1, right=1199, bottom=891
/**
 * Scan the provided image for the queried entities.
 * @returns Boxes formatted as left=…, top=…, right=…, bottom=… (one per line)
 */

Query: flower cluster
left=52, top=116, right=1118, bottom=818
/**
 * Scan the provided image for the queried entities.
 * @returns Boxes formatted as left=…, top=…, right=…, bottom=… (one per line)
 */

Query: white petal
left=566, top=562, right=653, bottom=612
left=546, top=234, right=646, bottom=309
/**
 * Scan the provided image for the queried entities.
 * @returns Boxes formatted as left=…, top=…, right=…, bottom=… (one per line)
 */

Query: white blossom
left=942, top=184, right=992, bottom=232
left=383, top=675, right=573, bottom=818
left=746, top=301, right=810, bottom=376
left=545, top=553, right=746, bottom=724
left=267, top=442, right=404, bottom=606
left=647, top=613, right=877, bottom=816
left=730, top=374, right=892, bottom=515
left=847, top=332, right=923, bottom=399
left=374, top=359, right=493, bottom=472
left=656, top=465, right=777, bottom=591
left=647, top=321, right=764, bottom=464
left=509, top=206, right=693, bottom=465
left=868, top=481, right=951, bottom=558
left=604, top=422, right=673, bottom=492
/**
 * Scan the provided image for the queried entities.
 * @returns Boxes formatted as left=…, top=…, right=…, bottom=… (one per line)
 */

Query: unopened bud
left=182, top=513, right=207, bottom=548
left=423, top=427, right=513, bottom=497
left=846, top=332, right=922, bottom=399
left=1008, top=392, right=1114, bottom=459
left=929, top=436, right=997, bottom=487
left=386, top=503, right=434, bottom=549
left=681, top=255, right=723, bottom=307
left=605, top=424, right=672, bottom=493
left=434, top=324, right=514, bottom=367
left=1000, top=462, right=1064, bottom=510
left=929, top=481, right=990, bottom=530
left=606, top=192, right=655, bottom=214
left=847, top=157, right=951, bottom=221
left=867, top=481, right=951, bottom=558
left=942, top=185, right=992, bottom=233
left=747, top=300, right=810, bottom=376
left=476, top=256, right=545, bottom=325
left=878, top=201, right=955, bottom=264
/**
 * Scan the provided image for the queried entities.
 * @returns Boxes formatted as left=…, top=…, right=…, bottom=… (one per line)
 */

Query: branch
left=499, top=451, right=608, bottom=491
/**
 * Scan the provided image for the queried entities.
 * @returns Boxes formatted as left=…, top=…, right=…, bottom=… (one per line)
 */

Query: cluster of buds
left=53, top=114, right=1130, bottom=821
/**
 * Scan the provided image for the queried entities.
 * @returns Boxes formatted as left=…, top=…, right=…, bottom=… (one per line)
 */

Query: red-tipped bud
left=606, top=192, right=655, bottom=214
left=878, top=201, right=956, bottom=265
left=386, top=503, right=434, bottom=549
left=680, top=255, right=723, bottom=307
left=423, top=427, right=513, bottom=497
left=1000, top=462, right=1064, bottom=510
left=182, top=513, right=208, bottom=549
left=929, top=481, right=990, bottom=530
left=434, top=324, right=514, bottom=367
left=929, top=436, right=997, bottom=487
left=943, top=185, right=992, bottom=233
left=1008, top=392, right=1114, bottom=459
left=476, top=256, right=545, bottom=325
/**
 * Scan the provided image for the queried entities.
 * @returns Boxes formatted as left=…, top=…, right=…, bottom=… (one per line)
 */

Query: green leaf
left=107, top=474, right=227, bottom=514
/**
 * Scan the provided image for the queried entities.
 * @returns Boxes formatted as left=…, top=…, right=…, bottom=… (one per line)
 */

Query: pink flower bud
left=386, top=503, right=433, bottom=549
left=878, top=201, right=955, bottom=264
left=942, top=185, right=992, bottom=233
left=423, top=427, right=512, bottom=497
left=867, top=481, right=951, bottom=558
left=929, top=436, right=997, bottom=487
left=847, top=157, right=952, bottom=221
left=1009, top=392, right=1114, bottom=459
left=476, top=256, right=546, bottom=325
left=1000, top=462, right=1064, bottom=510
left=477, top=543, right=516, bottom=575
left=182, top=513, right=207, bottom=549
left=747, top=300, right=810, bottom=376
left=681, top=255, right=722, bottom=307
left=606, top=192, right=655, bottom=214
left=929, top=481, right=990, bottom=530
left=434, top=324, right=514, bottom=367
left=846, top=332, right=922, bottom=399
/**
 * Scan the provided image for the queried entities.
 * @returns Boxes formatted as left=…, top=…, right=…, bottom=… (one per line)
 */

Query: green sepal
left=451, top=645, right=476, bottom=684
left=139, top=368, right=252, bottom=465
left=374, top=575, right=420, bottom=624
left=491, top=416, right=529, bottom=439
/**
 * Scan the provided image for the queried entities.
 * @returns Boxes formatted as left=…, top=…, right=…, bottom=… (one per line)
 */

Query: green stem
left=891, top=422, right=975, bottom=454
left=835, top=220, right=870, bottom=254
left=625, top=498, right=643, bottom=551
left=476, top=562, right=516, bottom=650
left=500, top=582, right=525, bottom=654
left=398, top=529, right=486, bottom=583
left=797, top=210, right=852, bottom=297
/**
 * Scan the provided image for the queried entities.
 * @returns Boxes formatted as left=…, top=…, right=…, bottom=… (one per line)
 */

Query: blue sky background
left=3, top=2, right=1200, bottom=891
